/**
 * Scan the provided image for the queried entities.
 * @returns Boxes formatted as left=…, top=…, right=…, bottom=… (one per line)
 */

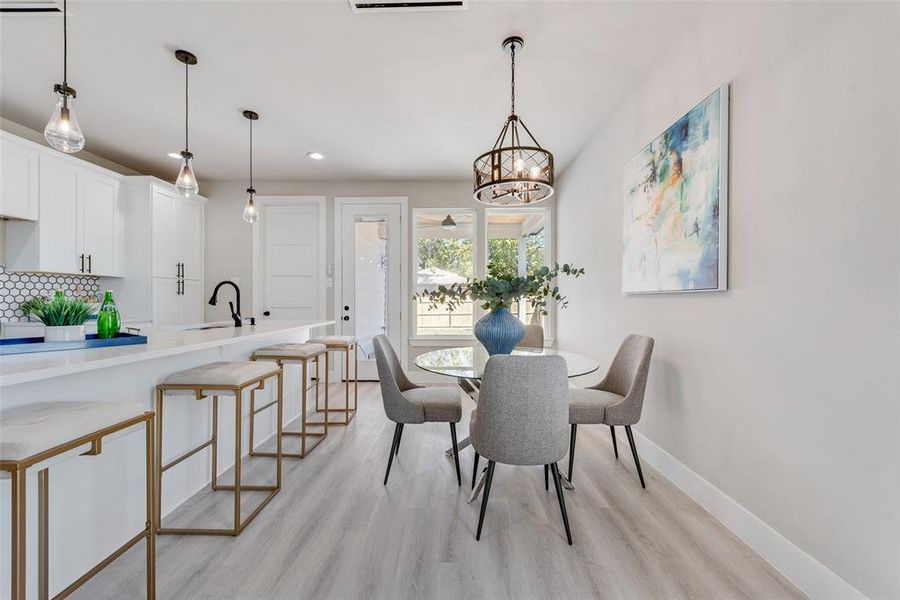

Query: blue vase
left=474, top=307, right=525, bottom=355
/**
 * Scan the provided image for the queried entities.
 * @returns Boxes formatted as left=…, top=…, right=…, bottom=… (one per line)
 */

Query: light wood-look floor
left=75, top=383, right=804, bottom=599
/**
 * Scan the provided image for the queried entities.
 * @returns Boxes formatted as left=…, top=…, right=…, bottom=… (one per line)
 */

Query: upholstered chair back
left=599, top=335, right=655, bottom=426
left=517, top=324, right=545, bottom=349
left=373, top=335, right=425, bottom=423
left=471, top=355, right=568, bottom=466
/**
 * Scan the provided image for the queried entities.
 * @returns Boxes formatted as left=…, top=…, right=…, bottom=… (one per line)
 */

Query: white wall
left=555, top=3, right=899, bottom=599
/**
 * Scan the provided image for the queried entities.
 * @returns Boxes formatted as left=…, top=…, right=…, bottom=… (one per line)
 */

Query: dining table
left=414, top=345, right=600, bottom=500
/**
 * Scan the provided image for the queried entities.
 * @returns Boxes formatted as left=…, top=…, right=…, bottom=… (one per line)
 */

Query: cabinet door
left=180, top=278, right=204, bottom=325
left=176, top=199, right=202, bottom=280
left=38, top=155, right=80, bottom=274
left=0, top=136, right=39, bottom=220
left=80, top=173, right=119, bottom=276
left=151, top=187, right=178, bottom=278
left=151, top=277, right=180, bottom=327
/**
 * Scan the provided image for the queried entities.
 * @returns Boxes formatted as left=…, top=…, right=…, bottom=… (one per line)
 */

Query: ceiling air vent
left=0, top=0, right=60, bottom=12
left=349, top=0, right=466, bottom=13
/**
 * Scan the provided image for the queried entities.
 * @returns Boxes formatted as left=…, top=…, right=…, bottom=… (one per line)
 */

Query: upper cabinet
left=0, top=133, right=39, bottom=221
left=5, top=150, right=122, bottom=276
left=151, top=186, right=202, bottom=281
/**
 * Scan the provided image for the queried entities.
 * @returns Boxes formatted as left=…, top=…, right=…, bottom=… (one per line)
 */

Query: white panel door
left=180, top=279, right=203, bottom=325
left=0, top=135, right=39, bottom=220
left=259, top=203, right=321, bottom=321
left=339, top=203, right=402, bottom=380
left=38, top=155, right=80, bottom=274
left=176, top=198, right=202, bottom=281
left=152, top=277, right=181, bottom=327
left=80, top=172, right=118, bottom=276
left=151, top=187, right=178, bottom=279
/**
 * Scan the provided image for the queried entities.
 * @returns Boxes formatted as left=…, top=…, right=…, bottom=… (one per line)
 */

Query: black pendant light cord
left=509, top=42, right=516, bottom=116
left=249, top=117, right=253, bottom=190
left=184, top=61, right=189, bottom=152
left=62, top=0, right=67, bottom=86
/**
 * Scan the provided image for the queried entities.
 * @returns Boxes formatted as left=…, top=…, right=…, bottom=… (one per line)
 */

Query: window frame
left=483, top=206, right=554, bottom=344
left=410, top=207, right=479, bottom=341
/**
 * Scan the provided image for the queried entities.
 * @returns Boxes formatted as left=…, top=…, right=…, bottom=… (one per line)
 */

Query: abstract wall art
left=622, top=85, right=729, bottom=293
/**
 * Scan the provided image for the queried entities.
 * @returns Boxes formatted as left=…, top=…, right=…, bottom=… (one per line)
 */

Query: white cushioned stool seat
left=0, top=401, right=146, bottom=462
left=306, top=335, right=356, bottom=347
left=164, top=361, right=280, bottom=389
left=253, top=343, right=326, bottom=359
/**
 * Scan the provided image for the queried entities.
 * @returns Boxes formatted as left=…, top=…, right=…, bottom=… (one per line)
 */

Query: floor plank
left=74, top=383, right=805, bottom=599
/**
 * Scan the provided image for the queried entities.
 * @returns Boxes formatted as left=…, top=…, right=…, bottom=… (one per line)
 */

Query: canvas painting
left=622, top=86, right=728, bottom=293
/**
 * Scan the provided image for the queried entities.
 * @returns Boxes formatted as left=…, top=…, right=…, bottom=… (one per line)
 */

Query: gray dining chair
left=517, top=324, right=544, bottom=349
left=373, top=335, right=463, bottom=486
left=568, top=335, right=654, bottom=488
left=470, top=354, right=572, bottom=544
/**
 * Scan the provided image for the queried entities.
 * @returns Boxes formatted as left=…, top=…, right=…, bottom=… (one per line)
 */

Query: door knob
left=263, top=311, right=271, bottom=317
left=344, top=305, right=350, bottom=311
left=342, top=316, right=350, bottom=321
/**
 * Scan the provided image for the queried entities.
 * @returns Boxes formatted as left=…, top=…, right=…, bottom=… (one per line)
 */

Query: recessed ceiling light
left=167, top=152, right=182, bottom=159
left=306, top=152, right=325, bottom=160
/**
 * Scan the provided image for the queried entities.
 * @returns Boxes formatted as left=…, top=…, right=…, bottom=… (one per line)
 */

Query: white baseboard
left=618, top=428, right=866, bottom=600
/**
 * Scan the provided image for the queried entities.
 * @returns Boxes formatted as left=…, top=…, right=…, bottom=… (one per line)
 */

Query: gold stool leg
left=233, top=389, right=242, bottom=535
left=145, top=415, right=156, bottom=599
left=344, top=347, right=350, bottom=423
left=10, top=467, right=26, bottom=600
left=39, top=468, right=49, bottom=600
left=276, top=369, right=283, bottom=488
left=154, top=388, right=164, bottom=534
left=301, top=360, right=308, bottom=456
left=354, top=342, right=359, bottom=411
left=211, top=395, right=219, bottom=489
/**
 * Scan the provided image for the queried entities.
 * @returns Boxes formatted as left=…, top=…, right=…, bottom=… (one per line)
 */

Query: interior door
left=80, top=173, right=118, bottom=276
left=259, top=201, right=322, bottom=321
left=339, top=203, right=402, bottom=381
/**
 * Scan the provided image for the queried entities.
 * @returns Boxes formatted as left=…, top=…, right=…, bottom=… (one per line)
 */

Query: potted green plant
left=414, top=262, right=585, bottom=354
left=20, top=290, right=96, bottom=342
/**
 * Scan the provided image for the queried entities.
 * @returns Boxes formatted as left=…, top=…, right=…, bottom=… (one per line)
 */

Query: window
left=413, top=210, right=476, bottom=336
left=486, top=208, right=551, bottom=327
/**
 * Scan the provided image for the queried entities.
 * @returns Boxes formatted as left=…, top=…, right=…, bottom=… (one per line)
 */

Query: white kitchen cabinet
left=0, top=132, right=39, bottom=221
left=106, top=178, right=205, bottom=326
left=4, top=150, right=121, bottom=276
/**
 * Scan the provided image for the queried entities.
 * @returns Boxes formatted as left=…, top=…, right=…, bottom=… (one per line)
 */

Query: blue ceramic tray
left=0, top=332, right=148, bottom=356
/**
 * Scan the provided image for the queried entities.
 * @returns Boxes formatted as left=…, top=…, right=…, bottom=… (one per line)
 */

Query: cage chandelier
left=473, top=36, right=554, bottom=206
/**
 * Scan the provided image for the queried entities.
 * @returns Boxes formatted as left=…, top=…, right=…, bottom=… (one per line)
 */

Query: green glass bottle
left=96, top=290, right=121, bottom=339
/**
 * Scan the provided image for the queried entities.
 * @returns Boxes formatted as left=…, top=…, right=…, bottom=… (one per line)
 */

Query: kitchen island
left=0, top=319, right=332, bottom=596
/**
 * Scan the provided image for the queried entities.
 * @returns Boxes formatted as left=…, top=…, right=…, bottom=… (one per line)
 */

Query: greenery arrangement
left=21, top=291, right=95, bottom=327
left=414, top=261, right=585, bottom=315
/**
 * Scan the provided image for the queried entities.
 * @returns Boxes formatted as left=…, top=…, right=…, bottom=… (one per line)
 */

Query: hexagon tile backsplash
left=0, top=266, right=100, bottom=322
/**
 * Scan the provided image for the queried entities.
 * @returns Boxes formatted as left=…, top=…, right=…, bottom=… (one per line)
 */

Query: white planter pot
left=44, top=325, right=86, bottom=343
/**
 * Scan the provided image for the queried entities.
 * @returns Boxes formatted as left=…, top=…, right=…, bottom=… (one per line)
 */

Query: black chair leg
left=475, top=461, right=496, bottom=541
left=472, top=452, right=480, bottom=489
left=383, top=423, right=402, bottom=485
left=550, top=463, right=573, bottom=545
left=544, top=464, right=549, bottom=490
left=624, top=425, right=645, bottom=489
left=395, top=423, right=404, bottom=456
left=567, top=424, right=577, bottom=482
left=450, top=422, right=461, bottom=486
left=610, top=425, right=619, bottom=459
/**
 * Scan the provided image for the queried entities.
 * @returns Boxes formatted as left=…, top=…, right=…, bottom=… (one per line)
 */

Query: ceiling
left=0, top=1, right=703, bottom=182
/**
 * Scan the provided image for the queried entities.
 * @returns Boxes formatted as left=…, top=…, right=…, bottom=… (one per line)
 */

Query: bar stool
left=155, top=361, right=282, bottom=536
left=250, top=343, right=328, bottom=458
left=0, top=401, right=155, bottom=600
left=306, top=335, right=359, bottom=426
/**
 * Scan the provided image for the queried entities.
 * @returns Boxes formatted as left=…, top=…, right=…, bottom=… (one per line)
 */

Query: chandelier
left=473, top=36, right=554, bottom=206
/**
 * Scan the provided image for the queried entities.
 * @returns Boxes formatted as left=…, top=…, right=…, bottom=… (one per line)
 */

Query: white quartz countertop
left=0, top=320, right=333, bottom=387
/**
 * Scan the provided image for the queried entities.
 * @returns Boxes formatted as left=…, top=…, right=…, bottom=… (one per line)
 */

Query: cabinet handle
left=87, top=254, right=92, bottom=274
left=79, top=254, right=85, bottom=273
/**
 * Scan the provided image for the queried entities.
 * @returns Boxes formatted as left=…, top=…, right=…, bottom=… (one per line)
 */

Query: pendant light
left=174, top=50, right=199, bottom=197
left=44, top=0, right=85, bottom=153
left=441, top=214, right=457, bottom=230
left=241, top=110, right=259, bottom=224
left=473, top=36, right=554, bottom=206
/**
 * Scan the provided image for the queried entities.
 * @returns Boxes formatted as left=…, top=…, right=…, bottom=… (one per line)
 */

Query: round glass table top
left=415, top=346, right=600, bottom=380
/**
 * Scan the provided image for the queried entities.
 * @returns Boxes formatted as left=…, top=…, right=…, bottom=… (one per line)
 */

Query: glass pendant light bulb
left=175, top=152, right=199, bottom=197
left=242, top=190, right=258, bottom=224
left=45, top=88, right=85, bottom=153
